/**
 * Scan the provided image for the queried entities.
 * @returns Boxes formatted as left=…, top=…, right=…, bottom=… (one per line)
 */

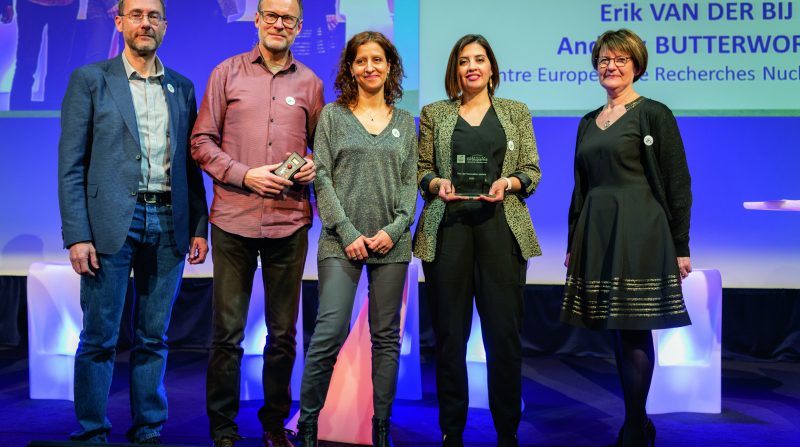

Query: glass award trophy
left=452, top=153, right=492, bottom=198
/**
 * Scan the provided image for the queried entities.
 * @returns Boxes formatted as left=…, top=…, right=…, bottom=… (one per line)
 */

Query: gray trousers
left=299, top=258, right=408, bottom=422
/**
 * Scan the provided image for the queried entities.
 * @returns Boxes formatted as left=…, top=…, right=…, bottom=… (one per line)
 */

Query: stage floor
left=1, top=349, right=798, bottom=446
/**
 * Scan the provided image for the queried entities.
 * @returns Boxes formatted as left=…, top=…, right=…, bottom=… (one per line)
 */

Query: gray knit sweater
left=313, top=102, right=418, bottom=263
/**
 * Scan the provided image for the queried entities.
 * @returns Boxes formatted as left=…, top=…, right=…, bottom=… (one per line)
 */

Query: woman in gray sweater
left=296, top=31, right=417, bottom=447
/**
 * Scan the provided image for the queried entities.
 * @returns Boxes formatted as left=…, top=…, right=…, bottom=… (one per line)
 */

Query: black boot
left=617, top=420, right=652, bottom=447
left=296, top=421, right=317, bottom=447
left=645, top=418, right=656, bottom=447
left=609, top=426, right=623, bottom=447
left=498, top=433, right=519, bottom=447
left=442, top=434, right=464, bottom=447
left=372, top=417, right=394, bottom=447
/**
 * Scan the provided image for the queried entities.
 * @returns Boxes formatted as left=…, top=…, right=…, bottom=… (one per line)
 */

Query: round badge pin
left=167, top=83, right=175, bottom=93
left=507, top=141, right=515, bottom=151
left=644, top=135, right=654, bottom=146
left=392, top=128, right=400, bottom=138
left=286, top=96, right=296, bottom=106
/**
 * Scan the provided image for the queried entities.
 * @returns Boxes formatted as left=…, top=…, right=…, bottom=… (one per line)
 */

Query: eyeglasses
left=596, top=56, right=632, bottom=68
left=258, top=11, right=300, bottom=29
left=120, top=12, right=165, bottom=25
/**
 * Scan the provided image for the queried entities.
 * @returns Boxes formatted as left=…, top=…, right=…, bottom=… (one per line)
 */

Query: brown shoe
left=263, top=428, right=296, bottom=447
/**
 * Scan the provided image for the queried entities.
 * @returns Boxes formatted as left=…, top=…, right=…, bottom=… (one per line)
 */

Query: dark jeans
left=71, top=202, right=185, bottom=444
left=207, top=224, right=308, bottom=438
left=11, top=0, right=79, bottom=110
left=299, top=258, right=407, bottom=423
left=423, top=204, right=526, bottom=439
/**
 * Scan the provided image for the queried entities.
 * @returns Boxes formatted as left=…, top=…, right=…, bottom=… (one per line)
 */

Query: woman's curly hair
left=334, top=31, right=404, bottom=107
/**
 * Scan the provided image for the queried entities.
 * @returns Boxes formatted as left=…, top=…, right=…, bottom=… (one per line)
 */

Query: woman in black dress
left=561, top=29, right=692, bottom=447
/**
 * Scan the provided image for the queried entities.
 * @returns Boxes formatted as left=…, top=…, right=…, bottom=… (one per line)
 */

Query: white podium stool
left=466, top=304, right=525, bottom=411
left=240, top=266, right=305, bottom=401
left=27, top=262, right=82, bottom=400
left=25, top=262, right=301, bottom=402
left=647, top=269, right=722, bottom=414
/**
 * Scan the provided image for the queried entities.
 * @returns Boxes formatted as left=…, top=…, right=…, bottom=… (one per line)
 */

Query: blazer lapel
left=437, top=100, right=460, bottom=179
left=493, top=98, right=516, bottom=175
left=163, top=72, right=179, bottom=160
left=104, top=56, right=141, bottom=150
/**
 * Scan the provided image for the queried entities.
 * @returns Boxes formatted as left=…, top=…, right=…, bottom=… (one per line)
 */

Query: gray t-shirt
left=313, top=102, right=418, bottom=263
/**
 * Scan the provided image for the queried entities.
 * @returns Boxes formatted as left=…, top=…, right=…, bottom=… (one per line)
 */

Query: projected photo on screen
left=0, top=0, right=418, bottom=111
left=0, top=0, right=421, bottom=280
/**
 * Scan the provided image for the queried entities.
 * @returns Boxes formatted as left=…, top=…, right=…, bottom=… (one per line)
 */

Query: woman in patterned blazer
left=413, top=34, right=541, bottom=447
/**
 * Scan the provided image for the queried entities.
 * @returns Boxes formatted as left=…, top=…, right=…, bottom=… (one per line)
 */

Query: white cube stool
left=26, top=262, right=302, bottom=402
left=27, top=262, right=82, bottom=400
left=647, top=269, right=722, bottom=414
left=466, top=304, right=525, bottom=412
left=240, top=266, right=305, bottom=401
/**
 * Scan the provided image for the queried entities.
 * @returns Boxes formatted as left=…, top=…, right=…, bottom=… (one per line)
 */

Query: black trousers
left=299, top=259, right=407, bottom=422
left=206, top=224, right=308, bottom=438
left=423, top=204, right=526, bottom=437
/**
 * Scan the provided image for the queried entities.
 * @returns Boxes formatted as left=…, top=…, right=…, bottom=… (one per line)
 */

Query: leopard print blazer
left=413, top=97, right=542, bottom=262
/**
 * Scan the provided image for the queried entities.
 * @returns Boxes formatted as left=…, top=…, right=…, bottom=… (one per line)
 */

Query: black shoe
left=442, top=433, right=464, bottom=447
left=616, top=420, right=652, bottom=447
left=498, top=433, right=519, bottom=447
left=609, top=426, right=623, bottom=447
left=645, top=419, right=656, bottom=446
left=372, top=417, right=394, bottom=447
left=139, top=437, right=161, bottom=445
left=213, top=437, right=237, bottom=447
left=264, top=428, right=296, bottom=447
left=296, top=421, right=318, bottom=447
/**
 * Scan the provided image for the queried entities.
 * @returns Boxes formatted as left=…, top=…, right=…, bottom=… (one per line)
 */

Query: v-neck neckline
left=595, top=109, right=631, bottom=132
left=346, top=105, right=397, bottom=142
left=458, top=105, right=493, bottom=128
left=594, top=97, right=645, bottom=131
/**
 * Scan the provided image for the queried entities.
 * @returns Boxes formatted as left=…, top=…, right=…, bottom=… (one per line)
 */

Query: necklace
left=602, top=96, right=645, bottom=129
left=354, top=105, right=388, bottom=122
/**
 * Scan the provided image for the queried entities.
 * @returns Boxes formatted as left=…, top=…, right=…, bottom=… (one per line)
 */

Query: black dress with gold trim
left=561, top=98, right=691, bottom=330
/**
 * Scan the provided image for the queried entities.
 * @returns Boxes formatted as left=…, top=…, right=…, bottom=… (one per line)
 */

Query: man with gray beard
left=191, top=0, right=323, bottom=446
left=59, top=0, right=209, bottom=443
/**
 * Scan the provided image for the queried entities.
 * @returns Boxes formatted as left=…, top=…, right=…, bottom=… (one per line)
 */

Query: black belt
left=137, top=192, right=171, bottom=205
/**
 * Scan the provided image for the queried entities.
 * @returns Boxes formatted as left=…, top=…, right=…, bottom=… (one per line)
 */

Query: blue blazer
left=58, top=55, right=208, bottom=255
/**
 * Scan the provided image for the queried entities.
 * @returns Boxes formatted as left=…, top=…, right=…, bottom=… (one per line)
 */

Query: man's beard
left=259, top=31, right=291, bottom=53
left=127, top=33, right=162, bottom=56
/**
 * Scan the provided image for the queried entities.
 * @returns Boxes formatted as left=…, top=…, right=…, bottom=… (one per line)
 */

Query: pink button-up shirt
left=191, top=47, right=324, bottom=239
